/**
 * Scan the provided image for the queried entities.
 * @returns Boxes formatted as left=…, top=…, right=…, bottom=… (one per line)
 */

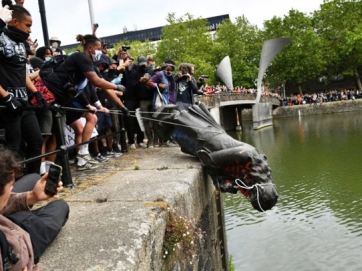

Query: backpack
left=39, top=54, right=68, bottom=78
left=39, top=55, right=79, bottom=104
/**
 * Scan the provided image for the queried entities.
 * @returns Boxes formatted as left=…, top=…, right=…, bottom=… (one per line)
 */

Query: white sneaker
left=138, top=143, right=147, bottom=148
left=129, top=144, right=136, bottom=150
left=77, top=162, right=98, bottom=171
left=165, top=140, right=178, bottom=147
left=77, top=153, right=99, bottom=164
left=106, top=150, right=122, bottom=158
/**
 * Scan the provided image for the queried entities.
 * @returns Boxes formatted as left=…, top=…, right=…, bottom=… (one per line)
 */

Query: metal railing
left=0, top=104, right=127, bottom=188
left=196, top=93, right=281, bottom=108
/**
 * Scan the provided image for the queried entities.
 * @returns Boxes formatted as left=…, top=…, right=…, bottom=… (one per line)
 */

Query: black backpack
left=39, top=54, right=68, bottom=78
left=40, top=55, right=79, bottom=104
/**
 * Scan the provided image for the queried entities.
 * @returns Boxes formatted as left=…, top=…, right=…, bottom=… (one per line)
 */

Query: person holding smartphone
left=0, top=147, right=69, bottom=270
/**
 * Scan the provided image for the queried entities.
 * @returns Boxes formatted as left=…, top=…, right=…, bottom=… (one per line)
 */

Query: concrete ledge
left=40, top=148, right=221, bottom=271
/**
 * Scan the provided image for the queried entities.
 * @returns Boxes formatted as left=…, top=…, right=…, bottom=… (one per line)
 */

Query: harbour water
left=226, top=111, right=362, bottom=271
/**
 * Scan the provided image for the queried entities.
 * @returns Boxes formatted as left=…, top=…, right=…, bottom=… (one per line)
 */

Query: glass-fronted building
left=62, top=14, right=229, bottom=50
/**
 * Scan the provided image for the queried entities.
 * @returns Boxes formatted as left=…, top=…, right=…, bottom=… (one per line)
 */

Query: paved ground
left=60, top=146, right=161, bottom=198
left=39, top=144, right=207, bottom=270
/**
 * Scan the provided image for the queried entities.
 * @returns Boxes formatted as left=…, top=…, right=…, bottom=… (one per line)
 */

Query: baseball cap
left=137, top=56, right=147, bottom=66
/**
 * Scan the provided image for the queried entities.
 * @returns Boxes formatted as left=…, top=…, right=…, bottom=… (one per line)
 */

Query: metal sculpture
left=152, top=103, right=278, bottom=212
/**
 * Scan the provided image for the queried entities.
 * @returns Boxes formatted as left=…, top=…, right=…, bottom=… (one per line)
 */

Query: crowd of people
left=282, top=89, right=361, bottom=106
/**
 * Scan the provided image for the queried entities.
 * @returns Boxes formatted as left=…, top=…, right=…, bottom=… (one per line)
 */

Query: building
left=61, top=14, right=230, bottom=51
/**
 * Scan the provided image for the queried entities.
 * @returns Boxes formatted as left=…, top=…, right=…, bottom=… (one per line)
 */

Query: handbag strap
left=156, top=86, right=167, bottom=104
left=0, top=229, right=16, bottom=271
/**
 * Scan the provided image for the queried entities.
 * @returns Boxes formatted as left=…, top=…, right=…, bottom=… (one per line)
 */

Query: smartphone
left=33, top=39, right=37, bottom=44
left=44, top=164, right=62, bottom=196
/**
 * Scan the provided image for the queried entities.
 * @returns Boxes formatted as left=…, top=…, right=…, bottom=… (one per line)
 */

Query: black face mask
left=4, top=25, right=30, bottom=42
left=108, top=69, right=119, bottom=78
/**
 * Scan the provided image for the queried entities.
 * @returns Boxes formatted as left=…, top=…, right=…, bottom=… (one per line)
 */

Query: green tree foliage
left=155, top=13, right=215, bottom=82
left=109, top=39, right=157, bottom=61
left=313, top=0, right=362, bottom=90
left=214, top=16, right=262, bottom=88
left=262, top=10, right=325, bottom=93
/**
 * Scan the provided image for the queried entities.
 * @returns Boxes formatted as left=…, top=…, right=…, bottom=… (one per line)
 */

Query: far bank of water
left=226, top=111, right=362, bottom=271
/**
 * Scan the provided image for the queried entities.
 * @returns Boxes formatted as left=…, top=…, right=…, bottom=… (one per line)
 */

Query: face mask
left=108, top=69, right=119, bottom=77
left=51, top=42, right=58, bottom=48
left=91, top=50, right=102, bottom=62
left=164, top=70, right=172, bottom=76
left=150, top=65, right=155, bottom=70
left=45, top=57, right=52, bottom=61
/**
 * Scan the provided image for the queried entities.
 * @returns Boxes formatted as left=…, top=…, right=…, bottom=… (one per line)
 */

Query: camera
left=63, top=82, right=78, bottom=98
left=199, top=75, right=209, bottom=81
left=122, top=45, right=131, bottom=51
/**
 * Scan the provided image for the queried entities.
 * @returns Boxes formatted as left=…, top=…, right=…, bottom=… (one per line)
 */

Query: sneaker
left=106, top=150, right=122, bottom=158
left=129, top=143, right=136, bottom=150
left=165, top=140, right=178, bottom=147
left=77, top=153, right=99, bottom=164
left=77, top=162, right=98, bottom=171
left=138, top=143, right=147, bottom=148
left=94, top=153, right=109, bottom=163
left=112, top=143, right=121, bottom=153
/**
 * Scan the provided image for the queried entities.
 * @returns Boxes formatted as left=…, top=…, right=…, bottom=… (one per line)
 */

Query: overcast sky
left=23, top=0, right=324, bottom=47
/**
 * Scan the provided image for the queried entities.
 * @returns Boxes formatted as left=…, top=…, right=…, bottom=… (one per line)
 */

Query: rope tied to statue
left=235, top=178, right=275, bottom=213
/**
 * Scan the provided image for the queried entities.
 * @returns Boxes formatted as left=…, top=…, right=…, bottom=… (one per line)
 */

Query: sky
left=23, top=0, right=325, bottom=47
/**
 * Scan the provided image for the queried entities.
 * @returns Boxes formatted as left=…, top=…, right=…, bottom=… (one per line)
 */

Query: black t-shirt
left=0, top=29, right=28, bottom=101
left=58, top=52, right=95, bottom=84
left=176, top=79, right=193, bottom=104
left=41, top=52, right=96, bottom=104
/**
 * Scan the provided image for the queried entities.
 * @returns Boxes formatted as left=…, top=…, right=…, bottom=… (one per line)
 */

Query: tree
left=262, top=10, right=326, bottom=94
left=214, top=16, right=262, bottom=88
left=155, top=13, right=215, bottom=82
left=313, top=0, right=362, bottom=90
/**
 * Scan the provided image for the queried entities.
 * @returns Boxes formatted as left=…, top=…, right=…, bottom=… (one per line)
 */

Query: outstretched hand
left=27, top=173, right=63, bottom=205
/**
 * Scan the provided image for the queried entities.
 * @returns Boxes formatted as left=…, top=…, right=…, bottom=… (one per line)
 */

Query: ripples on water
left=226, top=112, right=362, bottom=271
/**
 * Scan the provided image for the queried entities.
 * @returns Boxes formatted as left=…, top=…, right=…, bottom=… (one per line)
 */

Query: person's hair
left=162, top=58, right=176, bottom=71
left=76, top=34, right=100, bottom=50
left=0, top=147, right=22, bottom=195
left=35, top=46, right=52, bottom=60
left=178, top=63, right=192, bottom=73
left=2, top=0, right=31, bottom=20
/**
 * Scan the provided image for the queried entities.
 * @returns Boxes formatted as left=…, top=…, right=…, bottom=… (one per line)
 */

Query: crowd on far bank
left=282, top=89, right=361, bottom=106
left=198, top=83, right=362, bottom=107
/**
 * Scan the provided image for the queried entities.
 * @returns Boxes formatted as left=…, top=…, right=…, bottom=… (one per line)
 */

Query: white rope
left=235, top=178, right=274, bottom=213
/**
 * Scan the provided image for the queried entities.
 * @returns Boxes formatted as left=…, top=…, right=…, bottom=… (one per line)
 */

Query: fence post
left=119, top=114, right=127, bottom=153
left=52, top=105, right=73, bottom=187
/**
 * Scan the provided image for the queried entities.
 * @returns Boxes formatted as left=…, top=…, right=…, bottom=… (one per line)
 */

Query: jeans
left=123, top=100, right=144, bottom=145
left=10, top=173, right=69, bottom=263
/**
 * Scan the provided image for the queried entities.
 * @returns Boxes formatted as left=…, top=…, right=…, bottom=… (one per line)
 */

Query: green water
left=226, top=112, right=362, bottom=271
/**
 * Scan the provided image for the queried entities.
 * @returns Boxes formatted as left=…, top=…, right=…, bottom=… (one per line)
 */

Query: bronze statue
left=152, top=103, right=278, bottom=212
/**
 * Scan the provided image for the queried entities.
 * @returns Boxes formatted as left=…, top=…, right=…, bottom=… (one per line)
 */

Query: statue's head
left=235, top=150, right=278, bottom=212
left=200, top=145, right=278, bottom=212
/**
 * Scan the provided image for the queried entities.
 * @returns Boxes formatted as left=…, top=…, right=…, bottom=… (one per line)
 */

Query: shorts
left=65, top=101, right=84, bottom=126
left=36, top=109, right=53, bottom=136
left=96, top=111, right=112, bottom=131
